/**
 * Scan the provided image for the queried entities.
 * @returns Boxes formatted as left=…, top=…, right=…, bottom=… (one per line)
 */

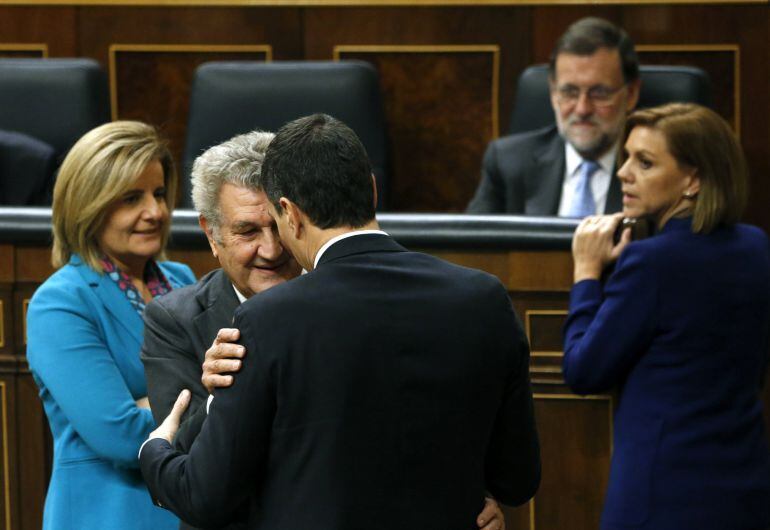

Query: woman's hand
left=135, top=397, right=150, bottom=409
left=572, top=213, right=631, bottom=283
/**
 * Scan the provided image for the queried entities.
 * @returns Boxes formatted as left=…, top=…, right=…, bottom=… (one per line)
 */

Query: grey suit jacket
left=141, top=269, right=239, bottom=452
left=142, top=268, right=243, bottom=530
left=142, top=268, right=239, bottom=452
left=466, top=126, right=622, bottom=215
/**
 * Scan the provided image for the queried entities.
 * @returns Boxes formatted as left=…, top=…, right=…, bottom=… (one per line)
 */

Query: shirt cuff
left=138, top=436, right=162, bottom=459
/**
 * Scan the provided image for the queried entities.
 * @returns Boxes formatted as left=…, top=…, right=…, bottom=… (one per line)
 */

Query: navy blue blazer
left=563, top=218, right=770, bottom=530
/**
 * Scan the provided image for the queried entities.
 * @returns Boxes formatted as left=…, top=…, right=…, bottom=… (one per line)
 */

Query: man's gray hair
left=191, top=130, right=275, bottom=232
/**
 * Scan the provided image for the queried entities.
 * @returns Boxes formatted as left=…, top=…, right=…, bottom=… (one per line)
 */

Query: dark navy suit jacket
left=563, top=218, right=770, bottom=530
left=466, top=126, right=622, bottom=215
left=140, top=233, right=540, bottom=529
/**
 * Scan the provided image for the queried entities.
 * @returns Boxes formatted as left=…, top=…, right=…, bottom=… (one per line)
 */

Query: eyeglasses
left=554, top=84, right=627, bottom=108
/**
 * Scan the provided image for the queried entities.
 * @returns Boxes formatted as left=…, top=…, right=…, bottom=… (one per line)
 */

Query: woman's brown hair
left=621, top=103, right=747, bottom=233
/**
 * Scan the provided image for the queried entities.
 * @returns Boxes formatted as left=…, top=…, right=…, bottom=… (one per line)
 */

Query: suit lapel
left=75, top=261, right=144, bottom=345
left=191, top=269, right=240, bottom=362
left=526, top=130, right=565, bottom=216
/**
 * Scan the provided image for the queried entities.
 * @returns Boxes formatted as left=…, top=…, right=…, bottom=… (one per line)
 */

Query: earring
left=683, top=190, right=696, bottom=199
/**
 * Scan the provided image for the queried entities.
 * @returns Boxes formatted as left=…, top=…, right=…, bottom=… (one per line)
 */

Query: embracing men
left=140, top=115, right=539, bottom=530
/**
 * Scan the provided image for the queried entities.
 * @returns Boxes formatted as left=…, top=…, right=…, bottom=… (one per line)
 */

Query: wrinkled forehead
left=218, top=183, right=274, bottom=229
left=552, top=48, right=624, bottom=87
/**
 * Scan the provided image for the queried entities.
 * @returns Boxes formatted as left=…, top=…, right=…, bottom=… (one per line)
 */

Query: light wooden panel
left=530, top=394, right=612, bottom=530
left=0, top=44, right=47, bottom=58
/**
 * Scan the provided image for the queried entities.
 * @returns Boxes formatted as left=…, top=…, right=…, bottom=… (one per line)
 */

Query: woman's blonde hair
left=51, top=121, right=176, bottom=271
left=621, top=103, right=747, bottom=234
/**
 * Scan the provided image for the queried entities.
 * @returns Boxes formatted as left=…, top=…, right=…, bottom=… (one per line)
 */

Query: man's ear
left=280, top=197, right=303, bottom=240
left=371, top=174, right=378, bottom=210
left=198, top=215, right=219, bottom=259
left=626, top=78, right=641, bottom=112
left=548, top=76, right=560, bottom=114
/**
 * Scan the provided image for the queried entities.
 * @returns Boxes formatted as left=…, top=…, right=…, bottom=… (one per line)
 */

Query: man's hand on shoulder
left=201, top=328, right=245, bottom=394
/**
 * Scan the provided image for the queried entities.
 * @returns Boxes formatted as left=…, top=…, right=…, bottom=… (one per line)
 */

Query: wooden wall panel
left=0, top=7, right=77, bottom=57
left=12, top=289, right=35, bottom=354
left=526, top=309, right=567, bottom=353
left=304, top=7, right=533, bottom=211
left=15, top=372, right=49, bottom=530
left=0, top=297, right=6, bottom=357
left=0, top=376, right=17, bottom=530
left=303, top=7, right=531, bottom=128
left=338, top=46, right=498, bottom=212
left=75, top=7, right=303, bottom=65
left=110, top=45, right=271, bottom=172
left=531, top=395, right=612, bottom=530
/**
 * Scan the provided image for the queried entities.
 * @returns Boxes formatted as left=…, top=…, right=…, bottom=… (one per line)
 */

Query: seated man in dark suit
left=141, top=129, right=507, bottom=530
left=140, top=114, right=540, bottom=530
left=467, top=17, right=640, bottom=216
left=0, top=129, right=57, bottom=205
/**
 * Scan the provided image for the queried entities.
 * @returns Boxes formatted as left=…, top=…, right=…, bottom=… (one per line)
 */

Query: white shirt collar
left=565, top=141, right=617, bottom=178
left=232, top=284, right=248, bottom=304
left=313, top=229, right=388, bottom=269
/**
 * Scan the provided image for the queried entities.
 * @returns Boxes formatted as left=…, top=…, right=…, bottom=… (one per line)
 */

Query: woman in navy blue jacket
left=27, top=121, right=195, bottom=529
left=563, top=103, right=770, bottom=530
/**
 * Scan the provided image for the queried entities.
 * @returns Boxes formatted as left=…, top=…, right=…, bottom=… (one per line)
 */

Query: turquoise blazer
left=27, top=255, right=195, bottom=530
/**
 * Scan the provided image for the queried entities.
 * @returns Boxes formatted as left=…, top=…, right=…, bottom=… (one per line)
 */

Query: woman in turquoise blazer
left=27, top=121, right=195, bottom=530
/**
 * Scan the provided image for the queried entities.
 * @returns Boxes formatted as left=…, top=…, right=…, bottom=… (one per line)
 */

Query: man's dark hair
left=548, top=17, right=639, bottom=84
left=260, top=113, right=375, bottom=229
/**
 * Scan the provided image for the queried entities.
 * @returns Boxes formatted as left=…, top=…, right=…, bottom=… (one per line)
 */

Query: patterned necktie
left=567, top=159, right=600, bottom=218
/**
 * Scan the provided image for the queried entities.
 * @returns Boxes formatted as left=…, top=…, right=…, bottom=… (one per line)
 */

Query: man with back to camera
left=139, top=114, right=540, bottom=530
left=140, top=129, right=509, bottom=530
left=467, top=17, right=640, bottom=217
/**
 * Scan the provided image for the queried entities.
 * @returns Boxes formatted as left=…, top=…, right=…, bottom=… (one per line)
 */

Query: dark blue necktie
left=568, top=160, right=600, bottom=218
